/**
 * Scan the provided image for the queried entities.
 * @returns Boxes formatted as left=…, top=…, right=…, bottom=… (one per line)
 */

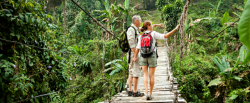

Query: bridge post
left=173, top=90, right=179, bottom=103
left=164, top=31, right=171, bottom=81
left=171, top=79, right=174, bottom=91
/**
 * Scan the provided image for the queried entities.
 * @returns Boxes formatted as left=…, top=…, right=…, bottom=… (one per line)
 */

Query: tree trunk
left=62, top=0, right=66, bottom=54
left=174, top=33, right=177, bottom=53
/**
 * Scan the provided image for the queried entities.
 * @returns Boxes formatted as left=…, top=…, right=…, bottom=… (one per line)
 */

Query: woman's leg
left=142, top=66, right=148, bottom=95
left=149, top=67, right=156, bottom=95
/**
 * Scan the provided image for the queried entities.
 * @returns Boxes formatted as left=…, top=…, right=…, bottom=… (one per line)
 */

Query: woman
left=133, top=21, right=179, bottom=100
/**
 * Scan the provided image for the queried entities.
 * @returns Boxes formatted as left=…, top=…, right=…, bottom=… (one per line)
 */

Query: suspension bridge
left=100, top=38, right=187, bottom=103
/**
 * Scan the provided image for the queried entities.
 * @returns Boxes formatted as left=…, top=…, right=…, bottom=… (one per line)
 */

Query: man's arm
left=133, top=49, right=140, bottom=62
left=131, top=48, right=136, bottom=54
left=127, top=28, right=137, bottom=53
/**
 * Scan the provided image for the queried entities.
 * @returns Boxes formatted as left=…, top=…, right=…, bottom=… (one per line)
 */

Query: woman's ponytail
left=141, top=21, right=151, bottom=32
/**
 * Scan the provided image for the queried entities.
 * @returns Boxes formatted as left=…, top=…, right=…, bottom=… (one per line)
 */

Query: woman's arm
left=164, top=25, right=180, bottom=38
left=133, top=49, right=140, bottom=62
left=153, top=24, right=164, bottom=28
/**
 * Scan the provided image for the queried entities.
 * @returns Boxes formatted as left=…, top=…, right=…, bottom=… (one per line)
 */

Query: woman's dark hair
left=141, top=21, right=152, bottom=32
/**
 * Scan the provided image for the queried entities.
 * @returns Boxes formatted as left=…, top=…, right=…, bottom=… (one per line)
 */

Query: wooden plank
left=113, top=96, right=186, bottom=102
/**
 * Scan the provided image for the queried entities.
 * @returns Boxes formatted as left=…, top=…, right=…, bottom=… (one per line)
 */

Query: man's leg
left=133, top=77, right=139, bottom=93
left=128, top=76, right=133, bottom=91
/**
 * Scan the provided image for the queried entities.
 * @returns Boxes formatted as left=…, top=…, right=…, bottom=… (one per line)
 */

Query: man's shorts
left=139, top=52, right=157, bottom=67
left=128, top=52, right=141, bottom=77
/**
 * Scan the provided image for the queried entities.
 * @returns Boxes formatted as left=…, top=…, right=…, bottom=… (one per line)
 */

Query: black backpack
left=119, top=26, right=138, bottom=52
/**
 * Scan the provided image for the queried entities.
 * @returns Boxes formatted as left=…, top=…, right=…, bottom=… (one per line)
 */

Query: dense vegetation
left=0, top=0, right=249, bottom=103
left=155, top=0, right=250, bottom=102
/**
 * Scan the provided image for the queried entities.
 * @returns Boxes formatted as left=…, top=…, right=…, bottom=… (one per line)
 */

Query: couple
left=126, top=15, right=180, bottom=100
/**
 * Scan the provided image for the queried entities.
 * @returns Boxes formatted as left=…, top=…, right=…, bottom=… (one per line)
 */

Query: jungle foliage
left=1, top=0, right=250, bottom=103
left=154, top=0, right=250, bottom=102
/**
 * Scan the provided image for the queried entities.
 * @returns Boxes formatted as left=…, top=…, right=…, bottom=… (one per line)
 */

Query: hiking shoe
left=128, top=91, right=133, bottom=96
left=133, top=91, right=144, bottom=97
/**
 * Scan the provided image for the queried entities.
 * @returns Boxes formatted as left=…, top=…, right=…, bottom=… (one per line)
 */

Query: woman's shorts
left=139, top=52, right=157, bottom=67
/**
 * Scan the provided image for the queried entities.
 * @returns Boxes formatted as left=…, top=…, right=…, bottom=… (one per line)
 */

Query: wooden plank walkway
left=100, top=45, right=187, bottom=103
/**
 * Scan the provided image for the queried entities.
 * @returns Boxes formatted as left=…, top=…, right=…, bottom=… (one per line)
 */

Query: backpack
left=119, top=26, right=138, bottom=52
left=119, top=26, right=138, bottom=63
left=140, top=32, right=155, bottom=58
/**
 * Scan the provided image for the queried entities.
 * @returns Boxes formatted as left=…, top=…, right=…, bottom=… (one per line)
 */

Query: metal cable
left=70, top=0, right=119, bottom=41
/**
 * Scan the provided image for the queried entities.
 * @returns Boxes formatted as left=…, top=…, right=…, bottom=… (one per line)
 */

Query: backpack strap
left=129, top=26, right=138, bottom=39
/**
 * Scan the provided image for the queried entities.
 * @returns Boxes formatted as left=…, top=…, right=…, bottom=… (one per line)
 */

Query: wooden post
left=171, top=79, right=174, bottom=92
left=164, top=31, right=171, bottom=81
left=173, top=91, right=179, bottom=103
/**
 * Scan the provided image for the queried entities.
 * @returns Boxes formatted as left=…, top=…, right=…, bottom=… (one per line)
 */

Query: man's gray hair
left=132, top=15, right=141, bottom=24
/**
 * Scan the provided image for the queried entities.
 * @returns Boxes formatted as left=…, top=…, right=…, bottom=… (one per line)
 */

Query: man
left=126, top=15, right=144, bottom=97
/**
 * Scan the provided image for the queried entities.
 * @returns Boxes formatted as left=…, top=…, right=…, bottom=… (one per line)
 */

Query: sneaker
left=147, top=95, right=154, bottom=100
left=146, top=94, right=150, bottom=100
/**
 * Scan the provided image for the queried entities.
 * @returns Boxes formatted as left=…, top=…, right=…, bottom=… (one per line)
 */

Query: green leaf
left=232, top=76, right=242, bottom=81
left=216, top=0, right=222, bottom=11
left=25, top=15, right=29, bottom=22
left=105, top=59, right=123, bottom=66
left=29, top=61, right=33, bottom=66
left=104, top=0, right=110, bottom=10
left=10, top=33, right=15, bottom=36
left=239, top=45, right=249, bottom=62
left=212, top=56, right=224, bottom=72
left=37, top=18, right=40, bottom=24
left=109, top=68, right=122, bottom=75
left=208, top=78, right=223, bottom=87
left=104, top=67, right=114, bottom=72
left=222, top=12, right=229, bottom=25
left=124, top=0, right=129, bottom=9
left=16, top=34, right=20, bottom=40
left=19, top=13, right=24, bottom=20
left=0, top=54, right=2, bottom=57
left=238, top=0, right=250, bottom=64
left=245, top=0, right=249, bottom=4
left=229, top=94, right=238, bottom=100
left=52, top=60, right=55, bottom=65
left=11, top=17, right=15, bottom=21
left=6, top=14, right=12, bottom=17
left=32, top=17, right=35, bottom=23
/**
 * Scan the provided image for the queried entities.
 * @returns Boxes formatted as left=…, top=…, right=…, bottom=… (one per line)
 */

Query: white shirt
left=127, top=24, right=140, bottom=49
left=136, top=31, right=165, bottom=51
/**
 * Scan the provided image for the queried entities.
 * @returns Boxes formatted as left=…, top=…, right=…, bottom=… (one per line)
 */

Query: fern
left=104, top=59, right=124, bottom=75
left=109, top=67, right=122, bottom=76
